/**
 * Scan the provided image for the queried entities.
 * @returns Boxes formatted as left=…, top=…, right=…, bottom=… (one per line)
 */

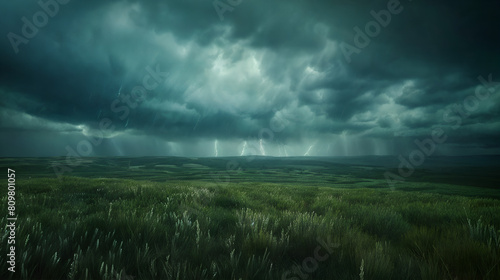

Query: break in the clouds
left=1, top=0, right=499, bottom=157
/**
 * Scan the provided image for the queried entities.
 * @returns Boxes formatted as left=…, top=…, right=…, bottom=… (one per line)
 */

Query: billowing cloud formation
left=1, top=0, right=499, bottom=157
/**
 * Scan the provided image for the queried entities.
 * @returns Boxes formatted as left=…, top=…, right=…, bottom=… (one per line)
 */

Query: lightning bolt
left=193, top=116, right=201, bottom=131
left=214, top=139, right=218, bottom=157
left=117, top=83, right=123, bottom=97
left=259, top=139, right=266, bottom=156
left=240, top=141, right=247, bottom=156
left=304, top=142, right=317, bottom=156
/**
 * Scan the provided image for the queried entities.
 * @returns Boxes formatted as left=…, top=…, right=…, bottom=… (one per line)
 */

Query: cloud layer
left=1, top=0, right=499, bottom=157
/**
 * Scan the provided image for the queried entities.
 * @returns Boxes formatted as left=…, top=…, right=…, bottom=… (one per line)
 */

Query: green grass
left=1, top=175, right=500, bottom=279
left=5, top=156, right=500, bottom=197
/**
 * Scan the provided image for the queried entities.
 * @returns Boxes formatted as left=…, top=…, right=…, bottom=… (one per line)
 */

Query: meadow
left=1, top=156, right=499, bottom=279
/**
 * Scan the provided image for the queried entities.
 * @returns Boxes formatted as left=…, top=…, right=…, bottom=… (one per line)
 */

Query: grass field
left=1, top=156, right=500, bottom=279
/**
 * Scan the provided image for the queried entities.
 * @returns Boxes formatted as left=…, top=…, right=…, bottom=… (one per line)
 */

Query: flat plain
left=1, top=156, right=499, bottom=279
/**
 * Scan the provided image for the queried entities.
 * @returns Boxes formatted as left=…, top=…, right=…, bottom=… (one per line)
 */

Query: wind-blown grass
left=1, top=176, right=499, bottom=279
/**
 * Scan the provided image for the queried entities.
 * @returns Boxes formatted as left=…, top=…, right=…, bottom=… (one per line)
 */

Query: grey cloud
left=0, top=0, right=499, bottom=156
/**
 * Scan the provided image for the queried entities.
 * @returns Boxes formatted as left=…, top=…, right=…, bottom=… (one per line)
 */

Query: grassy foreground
left=1, top=177, right=500, bottom=279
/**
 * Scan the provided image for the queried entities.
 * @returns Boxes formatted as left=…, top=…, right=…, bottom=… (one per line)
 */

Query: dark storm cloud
left=0, top=0, right=499, bottom=156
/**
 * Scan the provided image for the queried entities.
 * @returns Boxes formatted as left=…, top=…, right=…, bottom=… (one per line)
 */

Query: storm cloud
left=1, top=0, right=499, bottom=157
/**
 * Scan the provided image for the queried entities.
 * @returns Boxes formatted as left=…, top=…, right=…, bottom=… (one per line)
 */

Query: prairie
left=1, top=156, right=499, bottom=279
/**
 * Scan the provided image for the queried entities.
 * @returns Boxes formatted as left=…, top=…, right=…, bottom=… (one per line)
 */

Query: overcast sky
left=1, top=0, right=499, bottom=157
